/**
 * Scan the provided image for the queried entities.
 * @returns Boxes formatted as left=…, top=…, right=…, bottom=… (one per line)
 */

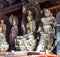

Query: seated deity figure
left=16, top=11, right=36, bottom=51
left=0, top=27, right=9, bottom=52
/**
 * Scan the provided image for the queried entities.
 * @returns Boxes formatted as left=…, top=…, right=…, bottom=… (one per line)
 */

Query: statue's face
left=1, top=20, right=4, bottom=24
left=28, top=11, right=32, bottom=15
left=44, top=9, right=51, bottom=17
left=13, top=19, right=16, bottom=26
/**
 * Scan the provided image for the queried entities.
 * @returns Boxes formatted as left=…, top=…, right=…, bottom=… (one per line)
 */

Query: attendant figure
left=9, top=15, right=18, bottom=50
left=36, top=9, right=56, bottom=53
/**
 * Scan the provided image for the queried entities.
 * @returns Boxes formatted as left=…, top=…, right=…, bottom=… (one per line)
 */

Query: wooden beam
left=0, top=3, right=22, bottom=14
left=48, top=4, right=60, bottom=10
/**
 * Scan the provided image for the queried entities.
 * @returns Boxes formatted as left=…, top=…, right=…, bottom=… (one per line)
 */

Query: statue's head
left=27, top=10, right=32, bottom=15
left=44, top=9, right=52, bottom=17
left=1, top=19, right=4, bottom=24
left=9, top=15, right=18, bottom=26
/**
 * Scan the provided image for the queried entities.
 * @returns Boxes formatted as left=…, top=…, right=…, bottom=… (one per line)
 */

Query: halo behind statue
left=9, top=15, right=18, bottom=25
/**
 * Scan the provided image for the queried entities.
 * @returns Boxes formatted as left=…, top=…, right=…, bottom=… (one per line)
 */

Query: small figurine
left=0, top=19, right=6, bottom=36
left=9, top=15, right=18, bottom=50
left=26, top=11, right=36, bottom=34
